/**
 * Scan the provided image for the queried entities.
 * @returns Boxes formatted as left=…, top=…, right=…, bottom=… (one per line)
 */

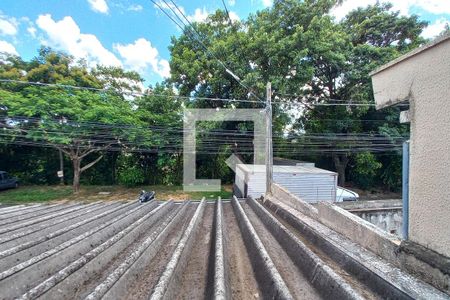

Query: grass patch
left=184, top=189, right=232, bottom=200
left=0, top=184, right=233, bottom=204
left=0, top=186, right=73, bottom=204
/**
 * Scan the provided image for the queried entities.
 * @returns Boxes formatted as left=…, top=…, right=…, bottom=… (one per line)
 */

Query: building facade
left=370, top=34, right=450, bottom=257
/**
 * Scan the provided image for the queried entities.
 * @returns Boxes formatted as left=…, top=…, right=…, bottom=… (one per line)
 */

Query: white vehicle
left=336, top=187, right=359, bottom=202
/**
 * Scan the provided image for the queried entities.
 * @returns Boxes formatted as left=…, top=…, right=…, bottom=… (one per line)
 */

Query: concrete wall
left=270, top=183, right=450, bottom=293
left=336, top=200, right=403, bottom=236
left=351, top=209, right=402, bottom=236
left=270, top=183, right=402, bottom=261
left=371, top=35, right=450, bottom=257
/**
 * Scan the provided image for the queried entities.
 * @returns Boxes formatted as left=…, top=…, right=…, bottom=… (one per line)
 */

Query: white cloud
left=332, top=0, right=377, bottom=20
left=228, top=11, right=240, bottom=22
left=128, top=4, right=143, bottom=12
left=331, top=0, right=450, bottom=21
left=155, top=2, right=239, bottom=26
left=186, top=7, right=239, bottom=23
left=187, top=8, right=209, bottom=23
left=0, top=15, right=18, bottom=36
left=87, top=0, right=109, bottom=14
left=228, top=0, right=236, bottom=6
left=35, top=15, right=169, bottom=79
left=262, top=0, right=273, bottom=8
left=27, top=26, right=37, bottom=38
left=421, top=18, right=449, bottom=38
left=0, top=40, right=18, bottom=55
left=114, top=38, right=170, bottom=78
left=36, top=14, right=121, bottom=67
left=155, top=1, right=213, bottom=25
left=157, top=60, right=171, bottom=78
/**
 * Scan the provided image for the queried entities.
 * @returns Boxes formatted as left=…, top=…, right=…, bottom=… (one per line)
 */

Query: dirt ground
left=60, top=185, right=233, bottom=202
left=347, top=187, right=401, bottom=200
left=51, top=186, right=232, bottom=203
left=0, top=185, right=233, bottom=205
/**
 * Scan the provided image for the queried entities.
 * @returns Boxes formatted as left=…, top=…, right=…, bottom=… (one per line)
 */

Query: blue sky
left=0, top=0, right=449, bottom=86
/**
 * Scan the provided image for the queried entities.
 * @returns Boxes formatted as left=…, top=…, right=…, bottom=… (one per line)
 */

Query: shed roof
left=236, top=164, right=336, bottom=175
left=273, top=157, right=312, bottom=166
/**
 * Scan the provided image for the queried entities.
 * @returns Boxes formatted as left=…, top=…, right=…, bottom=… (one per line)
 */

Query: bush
left=381, top=155, right=402, bottom=191
left=117, top=166, right=145, bottom=187
left=351, top=152, right=382, bottom=189
left=116, top=153, right=145, bottom=187
left=156, top=153, right=182, bottom=185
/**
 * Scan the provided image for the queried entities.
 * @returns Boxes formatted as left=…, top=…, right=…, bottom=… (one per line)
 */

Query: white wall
left=242, top=170, right=337, bottom=202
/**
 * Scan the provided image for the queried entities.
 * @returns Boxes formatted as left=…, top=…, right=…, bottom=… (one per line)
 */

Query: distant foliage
left=351, top=152, right=382, bottom=189
left=156, top=153, right=182, bottom=186
left=117, top=154, right=145, bottom=187
left=117, top=167, right=145, bottom=187
left=380, top=155, right=402, bottom=192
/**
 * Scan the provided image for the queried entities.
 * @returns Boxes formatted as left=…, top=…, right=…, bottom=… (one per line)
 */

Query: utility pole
left=265, top=82, right=273, bottom=196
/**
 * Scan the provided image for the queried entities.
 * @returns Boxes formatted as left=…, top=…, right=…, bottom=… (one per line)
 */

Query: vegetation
left=0, top=185, right=232, bottom=204
left=0, top=186, right=73, bottom=203
left=0, top=0, right=441, bottom=198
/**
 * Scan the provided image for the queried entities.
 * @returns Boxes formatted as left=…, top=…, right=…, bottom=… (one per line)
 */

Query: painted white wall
left=236, top=164, right=337, bottom=203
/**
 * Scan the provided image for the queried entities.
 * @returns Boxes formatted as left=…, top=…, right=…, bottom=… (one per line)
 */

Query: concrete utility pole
left=265, top=82, right=273, bottom=196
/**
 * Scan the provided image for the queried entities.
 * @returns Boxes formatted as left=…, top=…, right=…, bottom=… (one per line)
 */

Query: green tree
left=0, top=49, right=146, bottom=192
left=351, top=152, right=382, bottom=189
left=296, top=2, right=424, bottom=185
left=168, top=3, right=339, bottom=175
left=136, top=83, right=185, bottom=185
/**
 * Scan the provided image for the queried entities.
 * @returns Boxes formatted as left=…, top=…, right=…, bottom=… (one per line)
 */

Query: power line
left=0, top=79, right=264, bottom=105
left=0, top=132, right=406, bottom=149
left=221, top=0, right=234, bottom=26
left=0, top=138, right=402, bottom=155
left=0, top=78, right=402, bottom=108
left=273, top=92, right=409, bottom=107
left=0, top=79, right=411, bottom=108
left=1, top=115, right=408, bottom=140
left=274, top=99, right=377, bottom=107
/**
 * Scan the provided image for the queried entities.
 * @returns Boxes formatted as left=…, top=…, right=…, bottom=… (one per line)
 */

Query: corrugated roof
left=0, top=197, right=445, bottom=299
left=237, top=164, right=336, bottom=175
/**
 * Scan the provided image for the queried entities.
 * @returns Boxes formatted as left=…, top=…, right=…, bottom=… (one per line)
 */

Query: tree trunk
left=73, top=158, right=81, bottom=194
left=59, top=149, right=64, bottom=185
left=333, top=154, right=349, bottom=187
left=62, top=146, right=105, bottom=194
left=111, top=152, right=118, bottom=184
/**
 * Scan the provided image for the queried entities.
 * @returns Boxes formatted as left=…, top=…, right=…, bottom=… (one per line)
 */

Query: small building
left=272, top=157, right=316, bottom=167
left=370, top=33, right=450, bottom=257
left=235, top=164, right=337, bottom=202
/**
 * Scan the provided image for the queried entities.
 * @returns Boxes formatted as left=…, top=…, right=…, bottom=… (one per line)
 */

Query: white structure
left=370, top=33, right=450, bottom=257
left=235, top=164, right=337, bottom=203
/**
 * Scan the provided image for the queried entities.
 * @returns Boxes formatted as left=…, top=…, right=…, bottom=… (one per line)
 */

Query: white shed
left=235, top=164, right=337, bottom=203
